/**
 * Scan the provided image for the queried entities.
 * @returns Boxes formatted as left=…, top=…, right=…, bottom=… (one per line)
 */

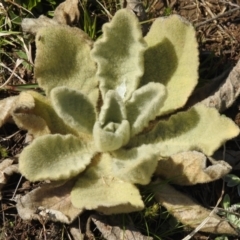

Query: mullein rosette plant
left=0, top=9, right=239, bottom=233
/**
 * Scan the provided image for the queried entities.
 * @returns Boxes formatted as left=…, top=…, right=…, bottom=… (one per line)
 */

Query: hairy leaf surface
left=35, top=25, right=98, bottom=105
left=71, top=154, right=144, bottom=213
left=19, top=134, right=95, bottom=181
left=141, top=15, right=198, bottom=115
left=128, top=104, right=239, bottom=156
left=126, top=82, right=166, bottom=136
left=91, top=9, right=146, bottom=100
left=51, top=87, right=96, bottom=134
left=112, top=145, right=158, bottom=185
left=93, top=91, right=130, bottom=151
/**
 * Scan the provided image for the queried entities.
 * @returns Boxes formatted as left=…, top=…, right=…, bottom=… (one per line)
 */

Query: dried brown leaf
left=0, top=96, right=17, bottom=127
left=21, top=15, right=59, bottom=35
left=121, top=0, right=148, bottom=35
left=200, top=59, right=240, bottom=112
left=153, top=180, right=237, bottom=235
left=186, top=68, right=231, bottom=108
left=155, top=151, right=232, bottom=185
left=21, top=0, right=80, bottom=34
left=70, top=227, right=84, bottom=240
left=0, top=158, right=19, bottom=199
left=53, top=0, right=80, bottom=25
left=16, top=180, right=82, bottom=224
left=213, top=150, right=240, bottom=169
left=90, top=214, right=153, bottom=240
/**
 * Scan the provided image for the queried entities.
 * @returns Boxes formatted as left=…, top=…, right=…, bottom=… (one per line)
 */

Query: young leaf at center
left=93, top=90, right=130, bottom=151
left=125, top=82, right=167, bottom=136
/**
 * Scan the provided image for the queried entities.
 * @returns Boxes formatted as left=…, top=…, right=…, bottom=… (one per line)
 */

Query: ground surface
left=1, top=0, right=240, bottom=239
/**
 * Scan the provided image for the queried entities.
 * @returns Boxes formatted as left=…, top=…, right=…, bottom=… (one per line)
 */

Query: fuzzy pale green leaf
left=91, top=9, right=146, bottom=100
left=12, top=91, right=77, bottom=137
left=93, top=90, right=130, bottom=151
left=112, top=145, right=159, bottom=185
left=141, top=15, right=199, bottom=115
left=155, top=151, right=232, bottom=185
left=93, top=121, right=130, bottom=152
left=19, top=134, right=95, bottom=181
left=98, top=90, right=127, bottom=124
left=51, top=87, right=96, bottom=135
left=35, top=25, right=98, bottom=105
left=71, top=154, right=144, bottom=214
left=125, top=82, right=166, bottom=136
left=128, top=104, right=240, bottom=156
